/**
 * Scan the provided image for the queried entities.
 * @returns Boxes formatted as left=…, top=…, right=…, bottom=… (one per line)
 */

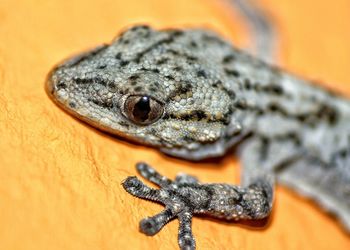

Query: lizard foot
left=122, top=162, right=272, bottom=250
left=122, top=162, right=197, bottom=250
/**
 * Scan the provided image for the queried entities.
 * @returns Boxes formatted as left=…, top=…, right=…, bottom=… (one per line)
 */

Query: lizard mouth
left=161, top=131, right=250, bottom=161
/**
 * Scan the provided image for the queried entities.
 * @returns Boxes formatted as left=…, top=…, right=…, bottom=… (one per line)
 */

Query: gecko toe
left=122, top=176, right=141, bottom=194
left=122, top=176, right=164, bottom=201
left=139, top=217, right=163, bottom=236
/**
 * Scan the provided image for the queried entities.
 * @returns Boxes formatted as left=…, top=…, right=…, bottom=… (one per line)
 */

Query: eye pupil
left=133, top=96, right=151, bottom=122
left=124, top=95, right=164, bottom=125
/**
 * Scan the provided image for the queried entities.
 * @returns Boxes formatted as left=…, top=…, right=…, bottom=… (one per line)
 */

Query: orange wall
left=0, top=0, right=349, bottom=249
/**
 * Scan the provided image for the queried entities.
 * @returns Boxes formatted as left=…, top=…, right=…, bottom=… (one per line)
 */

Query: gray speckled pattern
left=47, top=25, right=350, bottom=249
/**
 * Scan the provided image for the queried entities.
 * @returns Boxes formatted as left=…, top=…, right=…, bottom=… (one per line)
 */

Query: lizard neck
left=231, top=61, right=350, bottom=163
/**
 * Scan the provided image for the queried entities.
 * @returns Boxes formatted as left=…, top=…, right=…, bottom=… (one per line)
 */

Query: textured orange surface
left=1, top=0, right=350, bottom=249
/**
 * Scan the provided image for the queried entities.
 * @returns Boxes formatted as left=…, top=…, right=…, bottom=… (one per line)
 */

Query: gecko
left=46, top=25, right=350, bottom=249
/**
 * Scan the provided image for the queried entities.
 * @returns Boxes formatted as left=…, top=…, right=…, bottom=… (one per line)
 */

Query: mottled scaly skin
left=46, top=26, right=350, bottom=249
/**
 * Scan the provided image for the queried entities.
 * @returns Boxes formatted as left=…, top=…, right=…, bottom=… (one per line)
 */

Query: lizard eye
left=124, top=95, right=164, bottom=125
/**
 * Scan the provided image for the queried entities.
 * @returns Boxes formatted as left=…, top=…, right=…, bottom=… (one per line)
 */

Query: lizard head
left=46, top=25, right=245, bottom=160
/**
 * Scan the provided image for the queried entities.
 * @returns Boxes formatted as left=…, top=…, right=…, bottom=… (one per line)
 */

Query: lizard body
left=46, top=25, right=350, bottom=249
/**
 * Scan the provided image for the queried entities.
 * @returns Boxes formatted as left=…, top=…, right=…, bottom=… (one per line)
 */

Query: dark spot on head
left=227, top=104, right=234, bottom=115
left=167, top=49, right=179, bottom=55
left=167, top=82, right=192, bottom=101
left=285, top=132, right=301, bottom=146
left=149, top=87, right=157, bottom=92
left=317, top=104, right=339, bottom=125
left=212, top=80, right=223, bottom=88
left=74, top=76, right=110, bottom=87
left=108, top=82, right=116, bottom=89
left=178, top=113, right=191, bottom=121
left=134, top=86, right=143, bottom=92
left=152, top=68, right=160, bottom=74
left=267, top=103, right=279, bottom=112
left=122, top=39, right=130, bottom=45
left=267, top=103, right=288, bottom=116
left=120, top=60, right=129, bottom=67
left=268, top=84, right=284, bottom=95
left=69, top=102, right=76, bottom=108
left=339, top=149, right=348, bottom=158
left=166, top=29, right=184, bottom=37
left=256, top=108, right=265, bottom=116
left=191, top=110, right=207, bottom=120
left=222, top=117, right=231, bottom=125
left=162, top=112, right=170, bottom=119
left=115, top=52, right=122, bottom=60
left=173, top=66, right=183, bottom=72
left=222, top=54, right=235, bottom=64
left=197, top=69, right=207, bottom=78
left=129, top=75, right=140, bottom=81
left=202, top=34, right=225, bottom=45
left=187, top=55, right=198, bottom=61
left=156, top=58, right=169, bottom=65
left=182, top=135, right=195, bottom=142
left=74, top=77, right=90, bottom=84
left=254, top=84, right=262, bottom=91
left=190, top=41, right=198, bottom=48
left=224, top=68, right=240, bottom=77
left=165, top=75, right=175, bottom=81
left=57, top=82, right=67, bottom=89
left=267, top=102, right=287, bottom=116
left=89, top=98, right=113, bottom=109
left=224, top=89, right=236, bottom=99
left=94, top=77, right=107, bottom=86
left=244, top=79, right=252, bottom=90
left=235, top=100, right=248, bottom=109
left=258, top=136, right=270, bottom=162
left=296, top=114, right=307, bottom=122
left=179, top=83, right=192, bottom=94
left=170, top=113, right=177, bottom=119
left=97, top=64, right=107, bottom=69
left=211, top=80, right=235, bottom=99
left=328, top=112, right=338, bottom=125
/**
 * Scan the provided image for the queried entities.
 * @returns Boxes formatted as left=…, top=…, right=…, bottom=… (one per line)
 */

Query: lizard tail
left=227, top=0, right=278, bottom=63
